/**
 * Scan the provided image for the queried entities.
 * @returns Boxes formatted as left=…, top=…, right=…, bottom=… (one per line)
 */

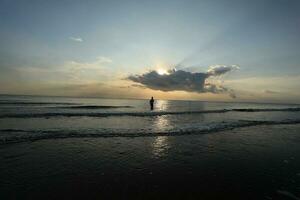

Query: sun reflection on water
left=155, top=115, right=170, bottom=131
left=152, top=136, right=169, bottom=158
left=154, top=100, right=169, bottom=111
left=152, top=112, right=171, bottom=157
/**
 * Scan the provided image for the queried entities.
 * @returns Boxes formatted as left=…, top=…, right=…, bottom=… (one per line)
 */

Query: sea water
left=1, top=95, right=300, bottom=199
left=0, top=95, right=300, bottom=144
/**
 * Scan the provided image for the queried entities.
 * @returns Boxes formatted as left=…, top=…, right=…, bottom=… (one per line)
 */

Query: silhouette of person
left=149, top=97, right=154, bottom=110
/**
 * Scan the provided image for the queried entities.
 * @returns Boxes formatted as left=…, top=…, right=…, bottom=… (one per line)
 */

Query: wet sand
left=1, top=124, right=300, bottom=199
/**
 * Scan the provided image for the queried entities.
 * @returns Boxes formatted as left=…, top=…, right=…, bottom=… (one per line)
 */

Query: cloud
left=12, top=56, right=114, bottom=85
left=130, top=84, right=147, bottom=89
left=264, top=90, right=280, bottom=94
left=207, top=65, right=239, bottom=76
left=69, top=37, right=83, bottom=42
left=127, top=65, right=239, bottom=98
left=66, top=56, right=112, bottom=70
left=63, top=56, right=113, bottom=82
left=128, top=69, right=208, bottom=92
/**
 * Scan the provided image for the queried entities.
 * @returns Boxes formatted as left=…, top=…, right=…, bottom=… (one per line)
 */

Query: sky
left=0, top=0, right=300, bottom=103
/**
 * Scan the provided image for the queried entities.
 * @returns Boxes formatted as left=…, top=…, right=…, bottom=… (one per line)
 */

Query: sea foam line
left=1, top=120, right=300, bottom=144
left=0, top=107, right=300, bottom=118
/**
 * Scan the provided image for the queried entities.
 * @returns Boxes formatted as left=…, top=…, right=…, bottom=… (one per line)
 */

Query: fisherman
left=149, top=97, right=154, bottom=110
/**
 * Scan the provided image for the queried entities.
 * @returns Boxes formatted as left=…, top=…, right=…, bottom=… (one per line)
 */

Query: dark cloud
left=128, top=69, right=208, bottom=92
left=264, top=90, right=280, bottom=94
left=127, top=65, right=239, bottom=98
left=130, top=84, right=147, bottom=89
left=203, top=83, right=227, bottom=93
left=229, top=92, right=237, bottom=99
left=203, top=83, right=237, bottom=98
left=207, top=65, right=239, bottom=76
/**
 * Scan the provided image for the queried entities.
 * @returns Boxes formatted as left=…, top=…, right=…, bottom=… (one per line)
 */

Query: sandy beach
left=1, top=124, right=299, bottom=199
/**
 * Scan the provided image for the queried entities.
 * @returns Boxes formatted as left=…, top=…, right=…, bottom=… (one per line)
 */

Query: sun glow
left=157, top=68, right=169, bottom=75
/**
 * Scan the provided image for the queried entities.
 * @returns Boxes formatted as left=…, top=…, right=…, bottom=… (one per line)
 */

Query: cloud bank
left=127, top=65, right=239, bottom=98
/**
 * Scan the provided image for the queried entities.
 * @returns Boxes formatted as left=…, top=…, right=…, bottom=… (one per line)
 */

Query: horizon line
left=0, top=93, right=299, bottom=106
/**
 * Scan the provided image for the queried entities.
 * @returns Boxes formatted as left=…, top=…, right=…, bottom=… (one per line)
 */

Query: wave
left=231, top=108, right=300, bottom=112
left=1, top=119, right=300, bottom=144
left=0, top=107, right=300, bottom=118
left=0, top=110, right=226, bottom=118
left=0, top=101, right=79, bottom=106
left=55, top=105, right=133, bottom=109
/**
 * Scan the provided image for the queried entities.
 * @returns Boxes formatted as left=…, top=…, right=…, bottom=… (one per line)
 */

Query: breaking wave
left=0, top=101, right=79, bottom=106
left=0, top=107, right=300, bottom=118
left=1, top=119, right=300, bottom=144
left=55, top=105, right=133, bottom=109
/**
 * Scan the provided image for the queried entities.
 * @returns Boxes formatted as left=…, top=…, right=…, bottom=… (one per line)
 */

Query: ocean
left=0, top=95, right=300, bottom=143
left=0, top=95, right=300, bottom=199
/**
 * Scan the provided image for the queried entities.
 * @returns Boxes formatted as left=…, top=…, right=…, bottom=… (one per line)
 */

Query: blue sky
left=0, top=0, right=300, bottom=103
